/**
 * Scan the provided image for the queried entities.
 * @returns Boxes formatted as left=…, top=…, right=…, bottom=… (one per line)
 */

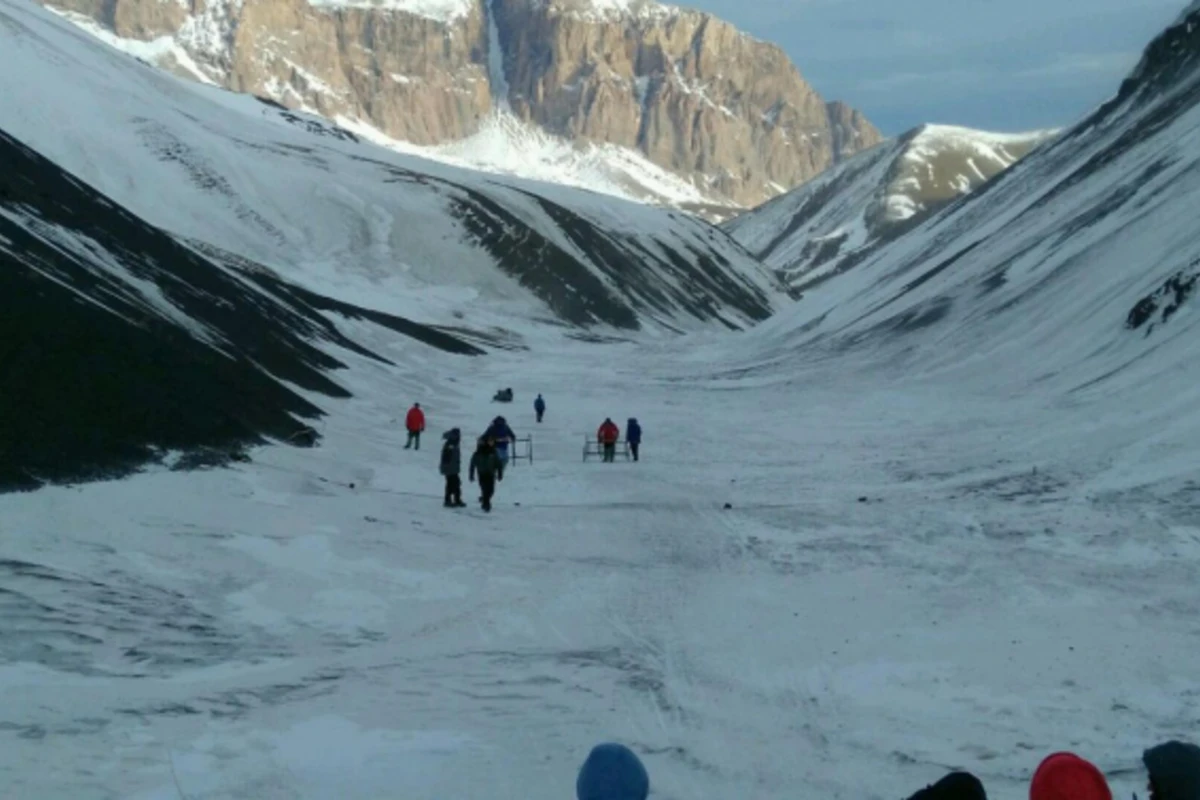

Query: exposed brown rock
left=37, top=0, right=882, bottom=207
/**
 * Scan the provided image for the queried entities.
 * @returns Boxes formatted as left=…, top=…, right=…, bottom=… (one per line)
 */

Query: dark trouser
left=478, top=474, right=496, bottom=510
left=536, top=410, right=544, bottom=422
left=405, top=430, right=421, bottom=449
left=630, top=442, right=639, bottom=461
left=444, top=474, right=462, bottom=506
left=603, top=442, right=616, bottom=462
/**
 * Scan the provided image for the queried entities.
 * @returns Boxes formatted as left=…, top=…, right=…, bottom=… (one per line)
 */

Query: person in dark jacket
left=439, top=428, right=465, bottom=508
left=906, top=772, right=987, bottom=800
left=576, top=743, right=648, bottom=800
left=597, top=418, right=620, bottom=462
left=1143, top=740, right=1200, bottom=800
left=468, top=436, right=504, bottom=512
left=1030, top=752, right=1111, bottom=800
left=484, top=416, right=516, bottom=466
left=625, top=418, right=641, bottom=462
left=534, top=394, right=546, bottom=423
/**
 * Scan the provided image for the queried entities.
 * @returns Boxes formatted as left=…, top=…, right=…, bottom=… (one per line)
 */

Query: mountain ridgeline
left=37, top=0, right=881, bottom=207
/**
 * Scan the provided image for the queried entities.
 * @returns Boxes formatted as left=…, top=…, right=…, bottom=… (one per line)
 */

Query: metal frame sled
left=507, top=436, right=533, bottom=466
left=582, top=436, right=631, bottom=462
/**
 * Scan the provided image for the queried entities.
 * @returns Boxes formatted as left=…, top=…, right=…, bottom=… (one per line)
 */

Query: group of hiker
left=597, top=417, right=641, bottom=462
left=403, top=393, right=643, bottom=512
left=575, top=739, right=1200, bottom=800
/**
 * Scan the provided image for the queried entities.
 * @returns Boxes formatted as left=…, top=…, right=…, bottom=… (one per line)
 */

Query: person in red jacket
left=597, top=418, right=620, bottom=462
left=404, top=403, right=426, bottom=450
left=1030, top=752, right=1111, bottom=800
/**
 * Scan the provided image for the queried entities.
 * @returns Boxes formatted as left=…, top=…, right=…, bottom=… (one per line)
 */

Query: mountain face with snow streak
left=723, top=125, right=1056, bottom=293
left=37, top=0, right=881, bottom=211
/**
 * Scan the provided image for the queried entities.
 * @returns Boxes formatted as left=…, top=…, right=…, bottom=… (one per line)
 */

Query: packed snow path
left=2, top=338, right=1198, bottom=799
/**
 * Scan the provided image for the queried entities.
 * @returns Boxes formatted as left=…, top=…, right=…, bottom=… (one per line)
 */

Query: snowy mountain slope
left=724, top=125, right=1056, bottom=293
left=715, top=0, right=1200, bottom=411
left=0, top=0, right=782, bottom=336
left=0, top=125, right=488, bottom=491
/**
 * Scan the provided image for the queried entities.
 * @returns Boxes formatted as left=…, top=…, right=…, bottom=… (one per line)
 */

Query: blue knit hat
left=576, top=743, right=649, bottom=800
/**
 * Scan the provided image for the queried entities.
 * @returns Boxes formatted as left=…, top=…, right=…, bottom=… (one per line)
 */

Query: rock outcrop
left=40, top=0, right=882, bottom=207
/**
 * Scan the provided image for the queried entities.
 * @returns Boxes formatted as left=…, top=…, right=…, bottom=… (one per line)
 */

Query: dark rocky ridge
left=0, top=128, right=481, bottom=492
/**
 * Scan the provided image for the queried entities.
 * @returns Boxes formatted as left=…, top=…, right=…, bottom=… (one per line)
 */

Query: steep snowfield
left=338, top=110, right=731, bottom=211
left=2, top=0, right=780, bottom=336
left=4, top=1, right=1200, bottom=799
left=725, top=125, right=1056, bottom=292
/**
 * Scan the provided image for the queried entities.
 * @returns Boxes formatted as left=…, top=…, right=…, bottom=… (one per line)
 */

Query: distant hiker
left=906, top=772, right=987, bottom=800
left=534, top=394, right=546, bottom=423
left=439, top=428, right=465, bottom=508
left=625, top=418, right=641, bottom=462
left=468, top=436, right=504, bottom=512
left=597, top=418, right=620, bottom=462
left=1030, top=752, right=1111, bottom=800
left=1142, top=740, right=1200, bottom=800
left=576, top=743, right=649, bottom=800
left=404, top=403, right=425, bottom=450
left=484, top=416, right=516, bottom=465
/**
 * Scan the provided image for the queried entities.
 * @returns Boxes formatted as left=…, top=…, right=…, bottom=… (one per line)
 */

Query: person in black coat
left=469, top=436, right=504, bottom=512
left=439, top=428, right=465, bottom=508
left=1144, top=740, right=1200, bottom=800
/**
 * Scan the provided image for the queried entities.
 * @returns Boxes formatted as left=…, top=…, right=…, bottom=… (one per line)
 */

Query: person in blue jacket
left=534, top=394, right=546, bottom=423
left=576, top=743, right=648, bottom=800
left=483, top=416, right=516, bottom=465
left=626, top=418, right=641, bottom=462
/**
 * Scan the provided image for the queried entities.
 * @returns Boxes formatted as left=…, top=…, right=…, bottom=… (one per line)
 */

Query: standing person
left=404, top=402, right=425, bottom=450
left=534, top=394, right=546, bottom=423
left=484, top=416, right=516, bottom=466
left=468, top=436, right=504, bottom=512
left=439, top=428, right=465, bottom=508
left=597, top=418, right=620, bottom=463
left=626, top=418, right=642, bottom=462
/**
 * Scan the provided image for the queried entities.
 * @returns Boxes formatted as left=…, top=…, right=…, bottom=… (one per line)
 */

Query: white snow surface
left=0, top=0, right=776, bottom=332
left=305, top=0, right=474, bottom=23
left=5, top=0, right=1200, bottom=798
left=348, top=110, right=721, bottom=208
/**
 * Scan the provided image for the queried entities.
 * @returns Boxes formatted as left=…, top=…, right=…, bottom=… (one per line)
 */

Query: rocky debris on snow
left=1127, top=261, right=1199, bottom=333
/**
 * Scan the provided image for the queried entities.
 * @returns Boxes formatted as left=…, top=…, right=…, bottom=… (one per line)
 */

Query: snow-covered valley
left=3, top=0, right=1200, bottom=796
left=5, top=331, right=1200, bottom=800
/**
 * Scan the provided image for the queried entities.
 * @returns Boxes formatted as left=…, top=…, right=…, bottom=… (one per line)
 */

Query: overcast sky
left=681, top=0, right=1186, bottom=135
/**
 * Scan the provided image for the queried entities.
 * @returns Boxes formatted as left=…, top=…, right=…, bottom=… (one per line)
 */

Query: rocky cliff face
left=41, top=0, right=881, bottom=208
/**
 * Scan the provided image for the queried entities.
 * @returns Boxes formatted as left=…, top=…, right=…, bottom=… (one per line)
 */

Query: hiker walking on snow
left=534, top=394, right=546, bottom=423
left=405, top=403, right=425, bottom=450
left=439, top=428, right=465, bottom=508
left=484, top=416, right=516, bottom=466
left=469, top=436, right=504, bottom=512
left=597, top=418, right=620, bottom=463
left=626, top=418, right=641, bottom=462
